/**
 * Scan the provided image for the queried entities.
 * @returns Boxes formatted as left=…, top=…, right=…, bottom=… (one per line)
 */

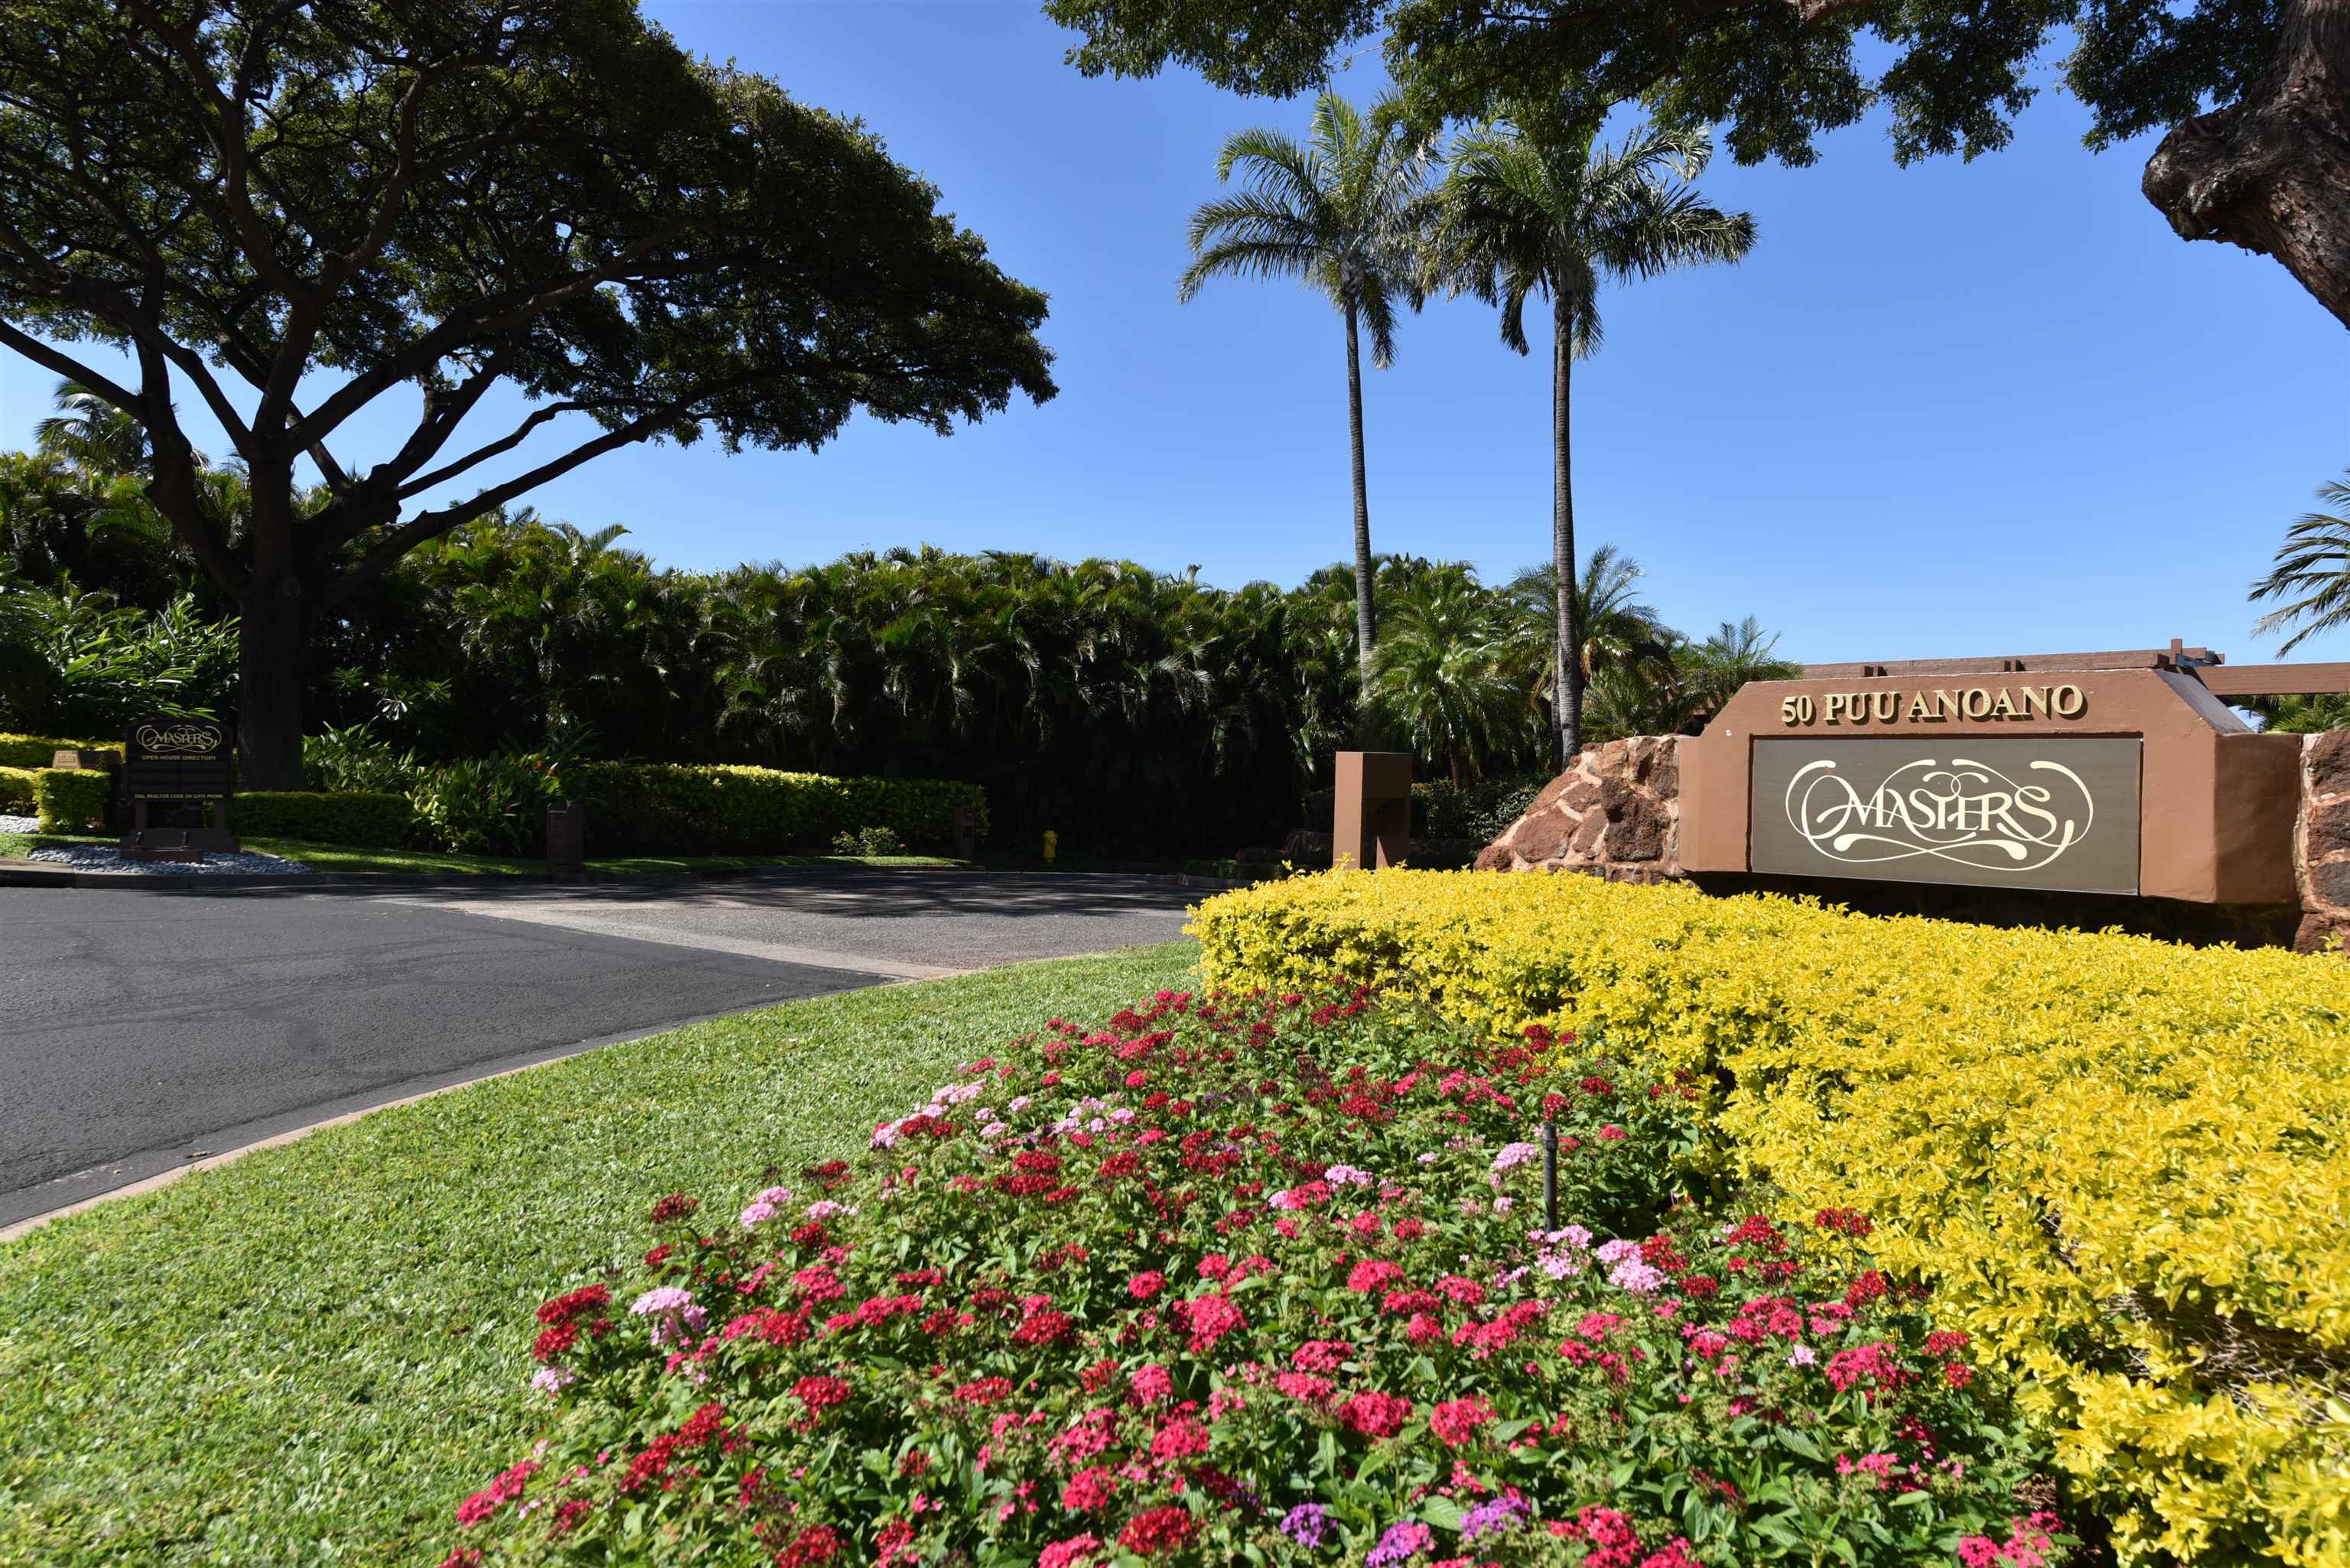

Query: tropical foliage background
left=0, top=387, right=1795, bottom=853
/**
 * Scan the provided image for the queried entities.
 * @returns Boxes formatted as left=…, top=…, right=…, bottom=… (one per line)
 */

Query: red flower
left=1039, top=1535, right=1104, bottom=1568
left=1118, top=1505, right=1196, bottom=1556
left=1013, top=1309, right=1075, bottom=1345
left=535, top=1283, right=610, bottom=1326
left=1339, top=1390, right=1414, bottom=1440
left=776, top=1524, right=843, bottom=1566
left=793, top=1375, right=853, bottom=1414
left=454, top=1459, right=538, bottom=1526
left=1060, top=1466, right=1117, bottom=1511
left=1130, top=1363, right=1174, bottom=1402
left=1346, top=1259, right=1404, bottom=1293
left=647, top=1193, right=698, bottom=1223
left=1128, top=1270, right=1167, bottom=1300
left=532, top=1321, right=578, bottom=1363
left=953, top=1376, right=1012, bottom=1405
left=1430, top=1395, right=1496, bottom=1446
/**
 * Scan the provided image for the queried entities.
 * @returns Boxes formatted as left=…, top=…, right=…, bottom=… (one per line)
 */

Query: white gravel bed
left=0, top=813, right=38, bottom=834
left=22, top=843, right=315, bottom=877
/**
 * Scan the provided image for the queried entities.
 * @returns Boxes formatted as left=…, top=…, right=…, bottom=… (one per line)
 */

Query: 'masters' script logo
left=135, top=721, right=222, bottom=756
left=1783, top=755, right=2092, bottom=873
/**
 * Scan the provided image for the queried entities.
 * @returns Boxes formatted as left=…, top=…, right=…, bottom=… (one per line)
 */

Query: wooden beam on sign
left=1802, top=647, right=2221, bottom=681
left=2186, top=663, right=2350, bottom=697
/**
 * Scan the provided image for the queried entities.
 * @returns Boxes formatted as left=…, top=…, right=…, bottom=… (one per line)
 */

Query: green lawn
left=0, top=940, right=1198, bottom=1568
left=0, top=830, right=967, bottom=877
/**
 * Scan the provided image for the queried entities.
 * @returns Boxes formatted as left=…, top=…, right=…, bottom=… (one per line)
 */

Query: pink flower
left=1173, top=1293, right=1245, bottom=1352
left=1276, top=1371, right=1334, bottom=1401
left=1347, top=1260, right=1405, bottom=1293
left=1130, top=1364, right=1174, bottom=1403
left=1128, top=1270, right=1167, bottom=1300
left=1292, top=1340, right=1349, bottom=1373
left=1150, top=1417, right=1209, bottom=1461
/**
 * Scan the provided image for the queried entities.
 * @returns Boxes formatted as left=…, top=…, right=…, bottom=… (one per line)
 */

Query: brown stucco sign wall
left=1749, top=737, right=2142, bottom=894
left=1681, top=668, right=2301, bottom=905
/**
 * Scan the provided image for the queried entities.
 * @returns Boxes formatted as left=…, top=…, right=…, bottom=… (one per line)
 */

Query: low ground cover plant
left=439, top=988, right=2066, bottom=1568
left=1190, top=871, right=2350, bottom=1565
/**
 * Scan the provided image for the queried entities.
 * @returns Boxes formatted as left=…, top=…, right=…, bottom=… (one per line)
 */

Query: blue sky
left=1, top=1, right=2341, bottom=665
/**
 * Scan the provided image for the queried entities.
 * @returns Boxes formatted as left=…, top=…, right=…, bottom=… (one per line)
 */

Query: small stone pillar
left=545, top=801, right=586, bottom=880
left=1333, top=751, right=1411, bottom=870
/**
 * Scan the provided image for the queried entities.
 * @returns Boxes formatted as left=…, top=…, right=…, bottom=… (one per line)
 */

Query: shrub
left=0, top=732, right=109, bottom=769
left=303, top=722, right=422, bottom=795
left=233, top=791, right=416, bottom=848
left=829, top=823, right=905, bottom=856
left=1414, top=774, right=1552, bottom=842
left=438, top=988, right=2065, bottom=1568
left=32, top=767, right=109, bottom=831
left=0, top=765, right=35, bottom=814
left=410, top=752, right=565, bottom=857
left=1190, top=870, right=2350, bottom=1566
left=567, top=763, right=984, bottom=856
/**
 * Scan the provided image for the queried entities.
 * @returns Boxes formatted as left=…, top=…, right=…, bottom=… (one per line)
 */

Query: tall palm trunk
left=1343, top=295, right=1375, bottom=694
left=1551, top=292, right=1582, bottom=770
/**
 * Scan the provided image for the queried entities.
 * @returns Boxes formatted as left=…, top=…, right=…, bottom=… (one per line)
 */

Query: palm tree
left=1182, top=91, right=1435, bottom=688
left=1434, top=118, right=1754, bottom=766
left=1676, top=616, right=1801, bottom=717
left=2251, top=473, right=2350, bottom=653
left=1364, top=561, right=1541, bottom=786
left=1505, top=543, right=1676, bottom=695
left=34, top=379, right=154, bottom=478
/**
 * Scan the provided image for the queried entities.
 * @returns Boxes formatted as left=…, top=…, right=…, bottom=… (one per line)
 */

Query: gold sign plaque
left=1749, top=737, right=2141, bottom=895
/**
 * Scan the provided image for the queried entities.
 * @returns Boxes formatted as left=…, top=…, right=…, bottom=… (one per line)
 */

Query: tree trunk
left=2143, top=0, right=2350, bottom=329
left=236, top=581, right=308, bottom=789
left=237, top=464, right=308, bottom=789
left=1343, top=296, right=1376, bottom=689
left=1551, top=294, right=1584, bottom=769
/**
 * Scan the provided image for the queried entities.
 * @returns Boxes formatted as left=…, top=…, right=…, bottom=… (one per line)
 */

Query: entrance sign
left=125, top=716, right=232, bottom=801
left=120, top=714, right=239, bottom=857
left=1749, top=737, right=2140, bottom=894
left=1681, top=665, right=2300, bottom=905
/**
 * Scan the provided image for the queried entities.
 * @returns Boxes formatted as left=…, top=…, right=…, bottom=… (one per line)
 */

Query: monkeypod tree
left=0, top=1, right=1056, bottom=786
left=1048, top=0, right=2350, bottom=330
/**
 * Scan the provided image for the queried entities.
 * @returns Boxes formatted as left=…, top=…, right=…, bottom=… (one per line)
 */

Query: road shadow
left=124, top=866, right=1207, bottom=921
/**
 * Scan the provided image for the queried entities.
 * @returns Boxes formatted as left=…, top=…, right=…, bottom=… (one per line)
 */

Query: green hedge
left=34, top=769, right=110, bottom=831
left=0, top=766, right=36, bottom=814
left=0, top=733, right=112, bottom=769
left=233, top=792, right=415, bottom=848
left=565, top=763, right=985, bottom=855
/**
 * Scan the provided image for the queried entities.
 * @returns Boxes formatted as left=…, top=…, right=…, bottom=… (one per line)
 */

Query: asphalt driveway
left=0, top=870, right=1197, bottom=1227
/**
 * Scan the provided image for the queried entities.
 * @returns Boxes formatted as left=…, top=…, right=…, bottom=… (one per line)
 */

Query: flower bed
left=1190, top=871, right=2350, bottom=1565
left=438, top=991, right=2069, bottom=1568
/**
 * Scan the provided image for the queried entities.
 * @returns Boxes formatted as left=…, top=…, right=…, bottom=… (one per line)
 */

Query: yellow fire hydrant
left=1042, top=829, right=1058, bottom=865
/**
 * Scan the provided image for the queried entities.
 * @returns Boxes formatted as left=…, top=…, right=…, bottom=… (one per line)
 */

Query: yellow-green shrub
left=1190, top=870, right=2350, bottom=1566
left=565, top=763, right=985, bottom=855
left=31, top=768, right=110, bottom=832
left=0, top=733, right=110, bottom=769
left=0, top=766, right=36, bottom=814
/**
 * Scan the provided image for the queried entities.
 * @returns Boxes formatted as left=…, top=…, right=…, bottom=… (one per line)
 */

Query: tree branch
left=315, top=412, right=672, bottom=611
left=0, top=319, right=144, bottom=412
left=394, top=400, right=587, bottom=501
left=286, top=235, right=673, bottom=448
